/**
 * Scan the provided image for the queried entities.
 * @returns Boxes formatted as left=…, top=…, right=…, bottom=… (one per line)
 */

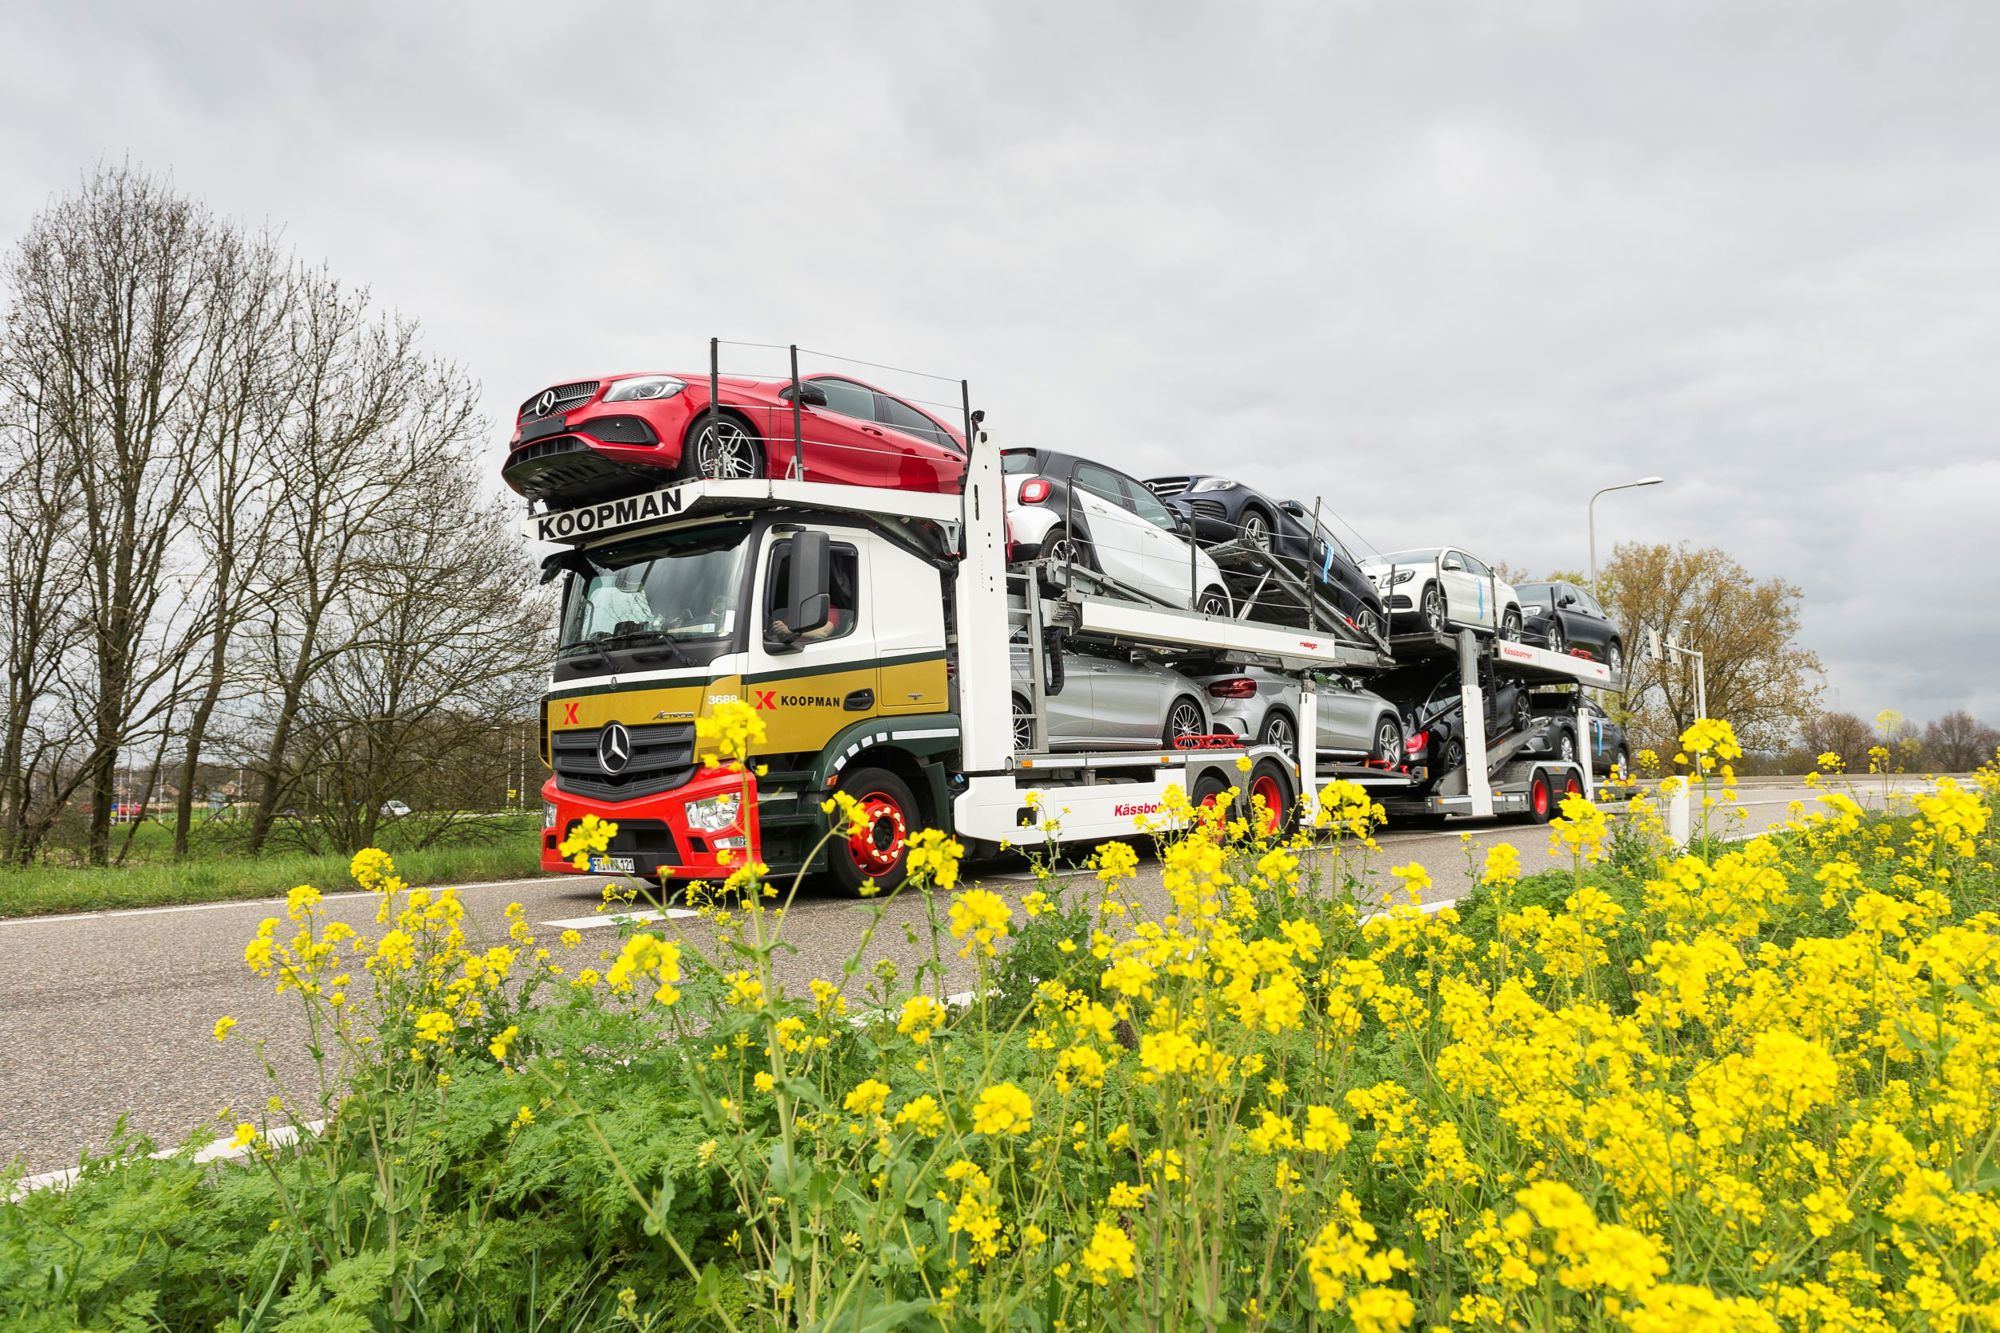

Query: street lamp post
left=1588, top=476, right=1665, bottom=592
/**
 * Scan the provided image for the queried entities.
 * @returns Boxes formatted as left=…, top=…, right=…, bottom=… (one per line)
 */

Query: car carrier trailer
left=530, top=437, right=1396, bottom=894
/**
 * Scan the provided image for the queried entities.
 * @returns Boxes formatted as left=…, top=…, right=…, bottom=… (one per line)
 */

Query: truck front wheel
left=829, top=766, right=920, bottom=896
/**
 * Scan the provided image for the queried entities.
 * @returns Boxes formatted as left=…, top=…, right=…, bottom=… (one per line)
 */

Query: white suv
left=1002, top=448, right=1231, bottom=617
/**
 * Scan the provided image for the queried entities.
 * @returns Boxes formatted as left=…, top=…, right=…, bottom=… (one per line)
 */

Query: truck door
left=746, top=532, right=880, bottom=754
left=865, top=536, right=948, bottom=715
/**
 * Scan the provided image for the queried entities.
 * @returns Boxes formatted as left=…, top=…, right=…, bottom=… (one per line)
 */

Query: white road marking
left=0, top=874, right=572, bottom=928
left=11, top=1118, right=327, bottom=1199
left=542, top=908, right=698, bottom=930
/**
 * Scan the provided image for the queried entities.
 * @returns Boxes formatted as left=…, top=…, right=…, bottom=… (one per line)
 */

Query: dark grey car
left=1193, top=668, right=1403, bottom=765
left=1010, top=639, right=1210, bottom=750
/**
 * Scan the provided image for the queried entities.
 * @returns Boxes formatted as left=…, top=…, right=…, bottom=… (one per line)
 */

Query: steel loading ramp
left=1203, top=538, right=1391, bottom=651
left=1051, top=589, right=1390, bottom=673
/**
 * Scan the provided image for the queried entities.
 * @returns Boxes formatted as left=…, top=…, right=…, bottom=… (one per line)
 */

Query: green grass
left=0, top=815, right=548, bottom=918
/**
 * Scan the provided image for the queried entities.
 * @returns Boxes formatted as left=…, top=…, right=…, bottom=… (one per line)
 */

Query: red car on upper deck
left=502, top=371, right=967, bottom=507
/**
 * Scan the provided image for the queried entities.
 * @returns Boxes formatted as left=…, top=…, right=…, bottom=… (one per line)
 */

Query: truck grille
left=1147, top=476, right=1192, bottom=499
left=551, top=721, right=697, bottom=800
left=519, top=380, right=600, bottom=423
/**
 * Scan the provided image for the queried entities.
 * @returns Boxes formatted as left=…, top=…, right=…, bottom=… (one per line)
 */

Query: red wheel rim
left=846, top=792, right=907, bottom=874
left=1564, top=775, right=1583, bottom=798
left=1250, top=774, right=1284, bottom=834
left=1532, top=776, right=1549, bottom=817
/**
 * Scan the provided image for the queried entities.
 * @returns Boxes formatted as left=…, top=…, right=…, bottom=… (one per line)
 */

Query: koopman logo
left=534, top=487, right=688, bottom=543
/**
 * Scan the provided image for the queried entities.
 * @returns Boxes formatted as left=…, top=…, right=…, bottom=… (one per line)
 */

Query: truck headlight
left=542, top=801, right=557, bottom=830
left=685, top=792, right=743, bottom=833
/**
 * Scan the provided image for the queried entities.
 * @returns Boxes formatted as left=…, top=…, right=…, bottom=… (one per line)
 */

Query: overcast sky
left=5, top=1, right=1996, bottom=727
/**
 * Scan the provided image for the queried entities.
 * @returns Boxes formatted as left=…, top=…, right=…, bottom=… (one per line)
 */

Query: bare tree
left=167, top=235, right=293, bottom=856
left=0, top=395, right=91, bottom=861
left=0, top=165, right=242, bottom=864
left=1922, top=710, right=1998, bottom=773
left=288, top=472, right=550, bottom=853
left=1801, top=710, right=1875, bottom=773
left=242, top=270, right=482, bottom=852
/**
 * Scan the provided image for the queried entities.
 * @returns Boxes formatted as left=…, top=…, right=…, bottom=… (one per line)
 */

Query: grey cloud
left=4, top=0, right=1998, bottom=727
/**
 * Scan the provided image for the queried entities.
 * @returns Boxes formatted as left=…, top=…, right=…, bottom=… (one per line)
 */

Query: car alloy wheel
left=1500, top=607, right=1522, bottom=642
left=1548, top=622, right=1566, bottom=655
left=690, top=417, right=761, bottom=480
left=1606, top=640, right=1623, bottom=677
left=1165, top=698, right=1205, bottom=748
left=1197, top=585, right=1231, bottom=617
left=1260, top=712, right=1296, bottom=760
left=1011, top=694, right=1034, bottom=751
left=1421, top=583, right=1445, bottom=632
left=1558, top=729, right=1577, bottom=764
left=1241, top=508, right=1270, bottom=550
left=1512, top=693, right=1531, bottom=736
left=1442, top=739, right=1465, bottom=774
left=1374, top=717, right=1401, bottom=763
left=1357, top=606, right=1384, bottom=639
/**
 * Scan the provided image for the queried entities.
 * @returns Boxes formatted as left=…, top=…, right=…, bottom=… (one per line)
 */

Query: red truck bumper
left=541, top=767, right=764, bottom=881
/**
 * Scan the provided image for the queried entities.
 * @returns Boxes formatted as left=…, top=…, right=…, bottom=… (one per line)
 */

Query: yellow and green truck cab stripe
left=541, top=652, right=950, bottom=766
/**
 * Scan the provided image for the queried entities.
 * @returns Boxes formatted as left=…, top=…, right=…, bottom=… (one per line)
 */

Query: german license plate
left=587, top=854, right=637, bottom=874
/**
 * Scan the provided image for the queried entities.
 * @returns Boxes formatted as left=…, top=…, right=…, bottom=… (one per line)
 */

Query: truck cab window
left=766, top=541, right=860, bottom=643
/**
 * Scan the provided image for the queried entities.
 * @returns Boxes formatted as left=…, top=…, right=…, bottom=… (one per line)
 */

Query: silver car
left=1194, top=668, right=1403, bottom=765
left=1010, top=638, right=1211, bottom=750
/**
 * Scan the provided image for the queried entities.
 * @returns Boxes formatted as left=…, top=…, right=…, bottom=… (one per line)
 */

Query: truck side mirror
left=766, top=531, right=831, bottom=651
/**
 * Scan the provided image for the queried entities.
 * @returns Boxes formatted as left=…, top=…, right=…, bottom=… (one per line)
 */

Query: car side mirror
left=785, top=381, right=829, bottom=408
left=1559, top=593, right=1577, bottom=607
left=1170, top=509, right=1190, bottom=534
left=766, top=530, right=830, bottom=652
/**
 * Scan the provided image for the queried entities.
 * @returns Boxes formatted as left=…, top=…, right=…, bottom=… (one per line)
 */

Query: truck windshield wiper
left=560, top=629, right=687, bottom=664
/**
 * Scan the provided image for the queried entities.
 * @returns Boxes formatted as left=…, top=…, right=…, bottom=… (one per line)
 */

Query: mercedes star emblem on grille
left=597, top=722, right=632, bottom=775
left=534, top=388, right=558, bottom=416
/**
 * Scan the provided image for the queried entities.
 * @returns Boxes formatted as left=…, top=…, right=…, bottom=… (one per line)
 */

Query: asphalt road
left=0, top=776, right=1932, bottom=1177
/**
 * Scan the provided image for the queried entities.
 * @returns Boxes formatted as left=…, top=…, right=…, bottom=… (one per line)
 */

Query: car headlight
left=1524, top=606, right=1549, bottom=619
left=1389, top=569, right=1416, bottom=585
left=603, top=375, right=687, bottom=403
left=1185, top=476, right=1236, bottom=494
left=542, top=801, right=558, bottom=830
left=684, top=791, right=743, bottom=833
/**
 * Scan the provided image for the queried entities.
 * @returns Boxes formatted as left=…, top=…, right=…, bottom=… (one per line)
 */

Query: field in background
left=0, top=814, right=545, bottom=918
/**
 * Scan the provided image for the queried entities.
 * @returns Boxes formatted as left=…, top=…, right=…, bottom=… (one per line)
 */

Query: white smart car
left=1359, top=547, right=1524, bottom=641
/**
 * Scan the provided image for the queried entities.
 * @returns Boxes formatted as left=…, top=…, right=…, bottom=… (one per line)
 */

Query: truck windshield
left=556, top=521, right=751, bottom=659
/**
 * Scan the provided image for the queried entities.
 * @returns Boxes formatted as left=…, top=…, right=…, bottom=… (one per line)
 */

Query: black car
left=1524, top=693, right=1631, bottom=777
left=1145, top=475, right=1386, bottom=636
left=1516, top=581, right=1624, bottom=676
left=1373, top=664, right=1532, bottom=785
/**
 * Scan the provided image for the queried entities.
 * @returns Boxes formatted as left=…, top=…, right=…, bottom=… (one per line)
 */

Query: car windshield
left=1377, top=548, right=1441, bottom=565
left=556, top=521, right=751, bottom=658
left=1516, top=582, right=1556, bottom=608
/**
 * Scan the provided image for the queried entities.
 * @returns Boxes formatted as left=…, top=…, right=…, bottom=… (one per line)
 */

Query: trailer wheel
left=1562, top=771, right=1584, bottom=801
left=1526, top=772, right=1554, bottom=824
left=1191, top=770, right=1232, bottom=812
left=828, top=766, right=918, bottom=896
left=1247, top=756, right=1298, bottom=839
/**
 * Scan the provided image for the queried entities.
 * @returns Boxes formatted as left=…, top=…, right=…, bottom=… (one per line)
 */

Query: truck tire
left=1526, top=771, right=1555, bottom=824
left=1246, top=755, right=1298, bottom=839
left=828, top=766, right=920, bottom=897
